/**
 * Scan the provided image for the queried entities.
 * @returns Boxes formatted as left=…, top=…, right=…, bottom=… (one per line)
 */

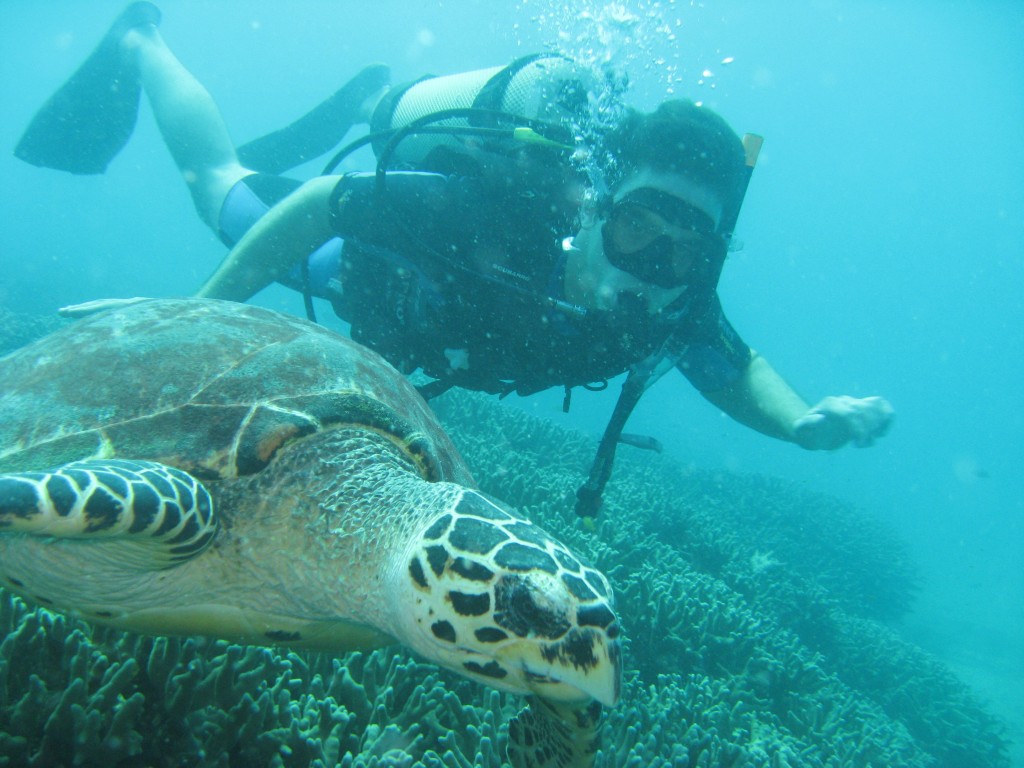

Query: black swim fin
left=236, top=63, right=390, bottom=174
left=14, top=2, right=162, bottom=175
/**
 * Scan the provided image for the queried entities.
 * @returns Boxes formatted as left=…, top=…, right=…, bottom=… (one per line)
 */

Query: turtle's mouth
left=519, top=659, right=617, bottom=707
left=497, top=632, right=621, bottom=707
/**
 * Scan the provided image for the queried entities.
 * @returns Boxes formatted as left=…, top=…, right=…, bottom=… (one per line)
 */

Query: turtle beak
left=498, top=627, right=622, bottom=707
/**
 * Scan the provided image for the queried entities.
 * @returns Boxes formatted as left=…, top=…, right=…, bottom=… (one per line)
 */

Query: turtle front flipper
left=0, top=459, right=217, bottom=569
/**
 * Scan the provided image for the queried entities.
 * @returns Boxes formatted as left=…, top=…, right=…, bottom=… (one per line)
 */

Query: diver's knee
left=189, top=164, right=251, bottom=230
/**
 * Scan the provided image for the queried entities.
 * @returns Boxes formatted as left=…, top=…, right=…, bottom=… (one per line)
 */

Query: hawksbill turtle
left=0, top=298, right=620, bottom=766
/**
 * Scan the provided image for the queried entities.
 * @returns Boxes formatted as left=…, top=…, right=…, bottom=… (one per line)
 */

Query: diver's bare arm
left=195, top=175, right=339, bottom=302
left=701, top=351, right=810, bottom=442
left=702, top=350, right=894, bottom=449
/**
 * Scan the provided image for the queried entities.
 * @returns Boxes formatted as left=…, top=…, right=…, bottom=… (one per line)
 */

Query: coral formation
left=0, top=590, right=516, bottom=767
left=431, top=391, right=1009, bottom=767
left=0, top=319, right=1010, bottom=766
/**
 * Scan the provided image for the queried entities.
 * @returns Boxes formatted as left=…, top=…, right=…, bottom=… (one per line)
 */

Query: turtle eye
left=493, top=575, right=570, bottom=639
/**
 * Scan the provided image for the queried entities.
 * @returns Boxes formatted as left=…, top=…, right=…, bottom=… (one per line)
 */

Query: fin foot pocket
left=14, top=2, right=162, bottom=174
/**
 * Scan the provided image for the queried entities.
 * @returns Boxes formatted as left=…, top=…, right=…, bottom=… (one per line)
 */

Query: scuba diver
left=15, top=2, right=894, bottom=520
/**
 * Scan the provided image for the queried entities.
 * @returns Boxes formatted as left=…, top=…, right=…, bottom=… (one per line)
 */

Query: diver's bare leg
left=123, top=26, right=249, bottom=228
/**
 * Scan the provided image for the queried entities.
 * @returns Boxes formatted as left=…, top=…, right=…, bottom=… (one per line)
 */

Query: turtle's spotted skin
left=401, top=490, right=620, bottom=704
left=0, top=299, right=620, bottom=761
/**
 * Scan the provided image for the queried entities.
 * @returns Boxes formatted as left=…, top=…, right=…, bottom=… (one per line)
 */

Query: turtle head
left=394, top=489, right=621, bottom=707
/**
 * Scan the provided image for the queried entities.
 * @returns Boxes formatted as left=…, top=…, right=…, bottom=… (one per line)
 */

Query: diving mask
left=601, top=188, right=726, bottom=289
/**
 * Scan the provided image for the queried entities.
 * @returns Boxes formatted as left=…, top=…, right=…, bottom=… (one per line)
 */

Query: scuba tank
left=354, top=54, right=597, bottom=299
left=306, top=54, right=600, bottom=328
left=368, top=54, right=596, bottom=167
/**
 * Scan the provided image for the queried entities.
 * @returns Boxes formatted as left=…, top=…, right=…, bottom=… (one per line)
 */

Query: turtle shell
left=0, top=299, right=471, bottom=486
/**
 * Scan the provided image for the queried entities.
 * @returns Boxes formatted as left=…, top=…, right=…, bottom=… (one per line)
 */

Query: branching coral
left=432, top=390, right=1009, bottom=767
left=0, top=587, right=520, bottom=767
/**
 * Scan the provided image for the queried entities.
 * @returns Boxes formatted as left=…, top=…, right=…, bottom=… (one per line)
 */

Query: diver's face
left=566, top=170, right=725, bottom=313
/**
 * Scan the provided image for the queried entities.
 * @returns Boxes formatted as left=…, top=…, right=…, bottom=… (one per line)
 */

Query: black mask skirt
left=601, top=188, right=726, bottom=288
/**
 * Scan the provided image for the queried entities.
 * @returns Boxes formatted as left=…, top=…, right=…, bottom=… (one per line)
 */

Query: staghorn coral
left=432, top=390, right=1009, bottom=767
left=0, top=584, right=935, bottom=768
left=0, top=587, right=518, bottom=767
left=648, top=468, right=920, bottom=621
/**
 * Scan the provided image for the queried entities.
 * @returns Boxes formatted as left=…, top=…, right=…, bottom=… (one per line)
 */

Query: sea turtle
left=0, top=298, right=620, bottom=765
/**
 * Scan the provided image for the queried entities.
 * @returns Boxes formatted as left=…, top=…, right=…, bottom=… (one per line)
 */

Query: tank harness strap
left=560, top=378, right=609, bottom=414
left=574, top=340, right=686, bottom=521
left=416, top=379, right=455, bottom=401
left=300, top=255, right=317, bottom=323
left=418, top=377, right=514, bottom=402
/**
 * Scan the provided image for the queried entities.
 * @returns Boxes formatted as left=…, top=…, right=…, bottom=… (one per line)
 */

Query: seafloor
left=0, top=309, right=1009, bottom=767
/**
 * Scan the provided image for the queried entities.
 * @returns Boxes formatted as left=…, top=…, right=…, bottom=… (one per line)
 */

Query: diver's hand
left=792, top=395, right=894, bottom=450
left=58, top=297, right=150, bottom=318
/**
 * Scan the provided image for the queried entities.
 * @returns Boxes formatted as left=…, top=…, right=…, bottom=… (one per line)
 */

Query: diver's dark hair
left=602, top=100, right=747, bottom=228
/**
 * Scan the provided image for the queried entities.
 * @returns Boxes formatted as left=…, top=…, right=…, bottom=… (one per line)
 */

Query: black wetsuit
left=325, top=171, right=751, bottom=397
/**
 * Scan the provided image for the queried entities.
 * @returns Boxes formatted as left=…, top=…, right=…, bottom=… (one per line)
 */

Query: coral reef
left=0, top=321, right=1010, bottom=766
left=0, top=590, right=515, bottom=767
left=431, top=391, right=1009, bottom=767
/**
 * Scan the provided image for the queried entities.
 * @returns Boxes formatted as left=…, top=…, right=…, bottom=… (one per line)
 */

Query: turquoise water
left=2, top=1, right=1021, bottom=763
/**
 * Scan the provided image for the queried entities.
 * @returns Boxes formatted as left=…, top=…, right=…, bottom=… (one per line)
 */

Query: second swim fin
left=237, top=63, right=390, bottom=174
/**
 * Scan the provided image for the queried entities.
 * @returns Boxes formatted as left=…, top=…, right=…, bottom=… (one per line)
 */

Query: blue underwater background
left=1, top=1, right=1022, bottom=765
